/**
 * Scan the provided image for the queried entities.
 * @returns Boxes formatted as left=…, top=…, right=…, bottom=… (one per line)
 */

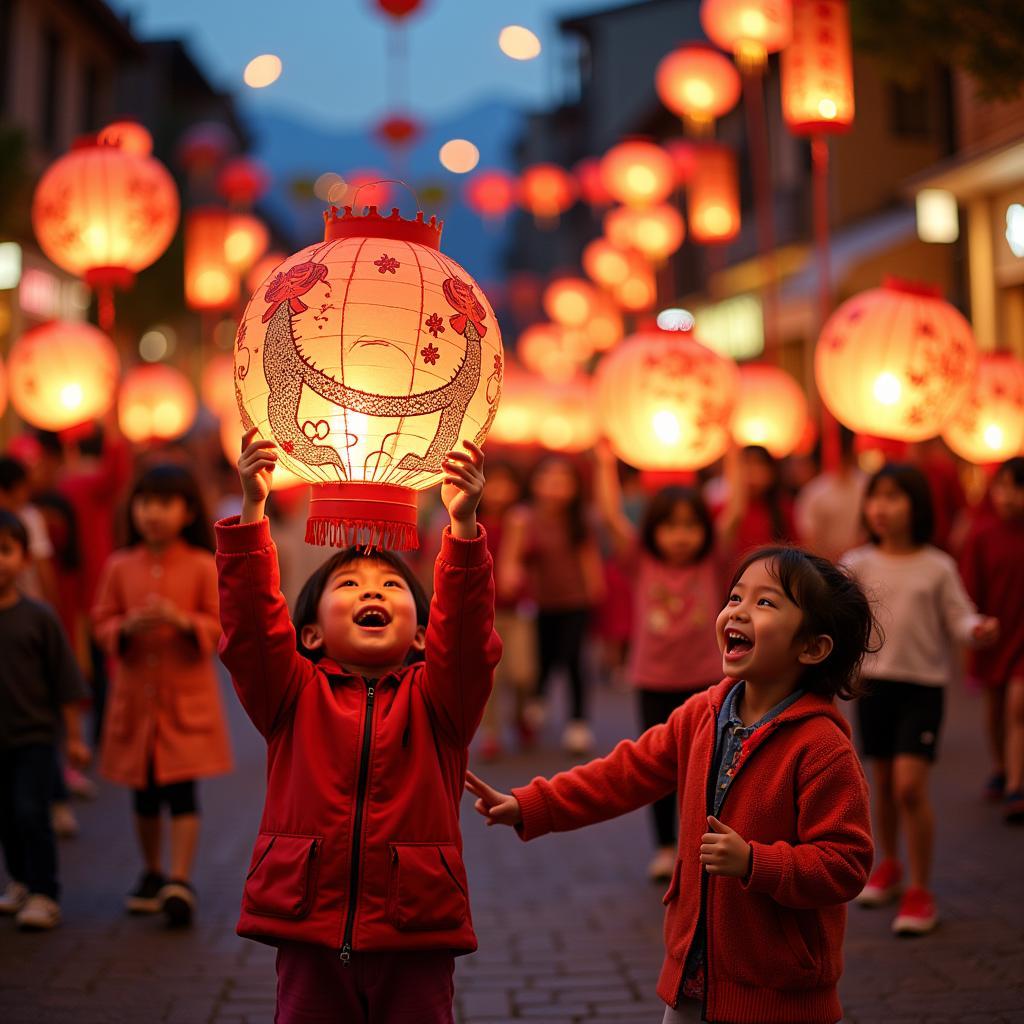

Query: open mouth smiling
left=724, top=628, right=754, bottom=659
left=354, top=605, right=392, bottom=630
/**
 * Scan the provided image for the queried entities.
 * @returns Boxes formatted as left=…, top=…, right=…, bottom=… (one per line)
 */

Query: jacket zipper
left=340, top=679, right=376, bottom=965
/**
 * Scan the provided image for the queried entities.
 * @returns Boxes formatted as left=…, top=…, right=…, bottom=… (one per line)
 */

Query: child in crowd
left=503, top=455, right=605, bottom=755
left=594, top=441, right=734, bottom=882
left=718, top=445, right=799, bottom=553
left=843, top=464, right=998, bottom=935
left=468, top=546, right=875, bottom=1024
left=0, top=455, right=58, bottom=606
left=0, top=510, right=90, bottom=931
left=960, top=457, right=1024, bottom=822
left=92, top=465, right=231, bottom=928
left=219, top=431, right=499, bottom=1024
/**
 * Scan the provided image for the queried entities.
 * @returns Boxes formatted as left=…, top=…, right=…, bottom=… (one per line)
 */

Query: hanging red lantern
left=613, top=265, right=658, bottom=312
left=519, top=164, right=577, bottom=224
left=655, top=43, right=742, bottom=134
left=595, top=324, right=738, bottom=470
left=781, top=0, right=854, bottom=135
left=119, top=364, right=198, bottom=444
left=374, top=113, right=422, bottom=150
left=600, top=140, right=675, bottom=208
left=574, top=157, right=613, bottom=207
left=185, top=208, right=240, bottom=313
left=97, top=119, right=153, bottom=156
left=375, top=0, right=423, bottom=19
left=687, top=142, right=740, bottom=243
left=7, top=321, right=120, bottom=432
left=32, top=136, right=179, bottom=328
left=489, top=363, right=539, bottom=447
left=730, top=362, right=809, bottom=457
left=665, top=139, right=699, bottom=187
left=464, top=170, right=518, bottom=222
left=942, top=352, right=1024, bottom=464
left=234, top=205, right=503, bottom=550
left=536, top=376, right=599, bottom=453
left=518, top=322, right=591, bottom=383
left=177, top=121, right=234, bottom=175
left=589, top=293, right=625, bottom=352
left=582, top=238, right=633, bottom=288
left=815, top=278, right=978, bottom=442
left=542, top=277, right=598, bottom=329
left=604, top=204, right=685, bottom=261
left=246, top=250, right=288, bottom=295
left=700, top=0, right=793, bottom=71
left=217, top=157, right=271, bottom=207
left=224, top=213, right=270, bottom=273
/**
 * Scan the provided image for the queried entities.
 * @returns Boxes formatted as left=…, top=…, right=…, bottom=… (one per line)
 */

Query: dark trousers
left=0, top=744, right=60, bottom=899
left=535, top=608, right=591, bottom=721
left=639, top=688, right=703, bottom=847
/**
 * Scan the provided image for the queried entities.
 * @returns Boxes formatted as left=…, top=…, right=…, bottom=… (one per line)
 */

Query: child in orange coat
left=93, top=464, right=231, bottom=927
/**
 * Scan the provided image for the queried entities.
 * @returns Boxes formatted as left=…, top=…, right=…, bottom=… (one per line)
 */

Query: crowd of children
left=0, top=416, right=1022, bottom=1022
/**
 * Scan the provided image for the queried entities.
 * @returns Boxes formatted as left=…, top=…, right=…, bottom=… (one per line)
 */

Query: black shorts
left=857, top=680, right=945, bottom=763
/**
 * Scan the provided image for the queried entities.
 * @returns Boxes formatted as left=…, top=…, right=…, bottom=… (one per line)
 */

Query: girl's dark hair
left=125, top=464, right=215, bottom=552
left=997, top=456, right=1024, bottom=487
left=728, top=545, right=882, bottom=700
left=0, top=509, right=29, bottom=553
left=863, top=463, right=934, bottom=546
left=742, top=445, right=788, bottom=541
left=640, top=486, right=714, bottom=563
left=529, top=455, right=590, bottom=547
left=293, top=547, right=430, bottom=663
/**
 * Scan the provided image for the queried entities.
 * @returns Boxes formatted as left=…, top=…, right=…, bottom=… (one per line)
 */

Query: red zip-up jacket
left=216, top=517, right=501, bottom=958
left=513, top=679, right=872, bottom=1024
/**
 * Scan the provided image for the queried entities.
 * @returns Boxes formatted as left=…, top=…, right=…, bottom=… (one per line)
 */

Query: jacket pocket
left=386, top=842, right=469, bottom=932
left=174, top=690, right=217, bottom=731
left=243, top=832, right=321, bottom=919
left=662, top=859, right=682, bottom=905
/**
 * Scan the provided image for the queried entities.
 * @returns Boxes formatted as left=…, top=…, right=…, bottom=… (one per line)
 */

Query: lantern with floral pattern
left=941, top=353, right=1024, bottom=464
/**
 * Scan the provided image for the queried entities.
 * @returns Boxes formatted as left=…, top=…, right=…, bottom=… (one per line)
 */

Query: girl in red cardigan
left=220, top=431, right=500, bottom=1024
left=468, top=546, right=877, bottom=1024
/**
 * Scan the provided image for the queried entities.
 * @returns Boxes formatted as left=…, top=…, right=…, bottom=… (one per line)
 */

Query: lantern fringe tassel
left=305, top=516, right=419, bottom=552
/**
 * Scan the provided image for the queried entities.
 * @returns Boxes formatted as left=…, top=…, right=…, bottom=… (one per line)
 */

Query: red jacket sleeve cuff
left=512, top=782, right=555, bottom=841
left=741, top=841, right=784, bottom=895
left=215, top=516, right=273, bottom=554
left=438, top=525, right=489, bottom=568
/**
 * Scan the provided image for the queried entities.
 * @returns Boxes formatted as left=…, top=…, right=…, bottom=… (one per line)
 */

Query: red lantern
left=374, top=113, right=422, bottom=149
left=613, top=266, right=658, bottom=312
left=536, top=376, right=599, bottom=453
left=518, top=322, right=591, bottom=382
left=542, top=277, right=598, bottom=329
left=376, top=0, right=423, bottom=19
left=246, top=251, right=288, bottom=295
left=700, top=0, right=793, bottom=71
left=687, top=143, right=740, bottom=243
left=656, top=43, right=742, bottom=133
left=464, top=170, right=517, bottom=222
left=185, top=208, right=240, bottom=313
left=600, top=140, right=675, bottom=208
left=234, top=205, right=503, bottom=550
left=119, top=364, right=198, bottom=443
left=589, top=293, right=625, bottom=352
left=666, top=139, right=699, bottom=186
left=596, top=325, right=738, bottom=470
left=574, top=157, right=613, bottom=207
left=217, top=157, right=271, bottom=206
left=519, top=164, right=577, bottom=224
left=604, top=204, right=685, bottom=261
left=730, top=362, right=809, bottom=457
left=781, top=0, right=854, bottom=135
left=582, top=238, right=633, bottom=288
left=97, top=119, right=153, bottom=156
left=489, top=363, right=539, bottom=447
left=224, top=213, right=270, bottom=273
left=7, top=321, right=120, bottom=431
left=177, top=121, right=233, bottom=174
left=815, top=278, right=978, bottom=442
left=942, top=353, right=1024, bottom=464
left=32, top=137, right=179, bottom=326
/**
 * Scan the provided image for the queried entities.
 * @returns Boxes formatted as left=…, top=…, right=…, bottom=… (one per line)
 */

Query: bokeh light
left=439, top=139, right=480, bottom=174
left=499, top=26, right=542, bottom=61
left=244, top=54, right=282, bottom=89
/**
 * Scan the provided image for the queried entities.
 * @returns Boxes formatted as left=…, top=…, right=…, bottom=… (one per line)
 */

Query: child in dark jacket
left=468, top=546, right=876, bottom=1024
left=218, top=431, right=501, bottom=1024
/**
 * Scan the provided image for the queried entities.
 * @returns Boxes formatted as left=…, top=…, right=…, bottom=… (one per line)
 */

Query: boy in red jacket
left=218, top=431, right=500, bottom=1024
left=468, top=546, right=875, bottom=1024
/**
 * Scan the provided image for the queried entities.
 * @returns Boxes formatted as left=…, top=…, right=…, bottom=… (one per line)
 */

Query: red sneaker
left=856, top=858, right=902, bottom=907
left=892, top=886, right=938, bottom=936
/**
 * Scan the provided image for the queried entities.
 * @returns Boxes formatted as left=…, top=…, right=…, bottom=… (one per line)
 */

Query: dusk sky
left=106, top=0, right=632, bottom=131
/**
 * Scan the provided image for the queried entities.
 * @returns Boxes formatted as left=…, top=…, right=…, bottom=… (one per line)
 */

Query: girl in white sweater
left=843, top=464, right=998, bottom=937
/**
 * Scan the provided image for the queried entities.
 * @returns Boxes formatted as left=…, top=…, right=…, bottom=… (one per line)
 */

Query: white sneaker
left=51, top=802, right=79, bottom=839
left=647, top=847, right=677, bottom=883
left=16, top=894, right=60, bottom=930
left=0, top=881, right=29, bottom=914
left=561, top=719, right=595, bottom=756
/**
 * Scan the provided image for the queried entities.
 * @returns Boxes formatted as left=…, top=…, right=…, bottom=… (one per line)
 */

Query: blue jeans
left=0, top=744, right=60, bottom=899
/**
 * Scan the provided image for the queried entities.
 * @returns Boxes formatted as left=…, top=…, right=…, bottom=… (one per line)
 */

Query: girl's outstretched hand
left=442, top=440, right=485, bottom=539
left=238, top=427, right=278, bottom=523
left=465, top=770, right=522, bottom=827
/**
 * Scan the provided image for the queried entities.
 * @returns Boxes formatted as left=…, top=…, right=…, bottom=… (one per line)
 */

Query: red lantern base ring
left=306, top=481, right=419, bottom=551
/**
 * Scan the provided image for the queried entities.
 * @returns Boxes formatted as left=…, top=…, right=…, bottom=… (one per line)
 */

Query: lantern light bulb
left=983, top=423, right=1004, bottom=450
left=244, top=54, right=282, bottom=89
left=873, top=372, right=902, bottom=405
left=740, top=9, right=767, bottom=35
left=818, top=98, right=837, bottom=119
left=60, top=383, right=83, bottom=410
left=652, top=409, right=682, bottom=445
left=684, top=81, right=715, bottom=108
left=499, top=25, right=542, bottom=61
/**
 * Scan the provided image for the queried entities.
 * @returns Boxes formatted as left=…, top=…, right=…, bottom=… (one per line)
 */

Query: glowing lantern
left=815, top=279, right=978, bottom=442
left=376, top=0, right=422, bottom=19
left=217, top=157, right=271, bottom=206
left=595, top=325, right=738, bottom=470
left=604, top=204, right=685, bottom=261
left=589, top=294, right=624, bottom=351
left=730, top=362, right=809, bottom=457
left=687, top=143, right=740, bottom=243
left=185, top=208, right=240, bottom=313
left=781, top=0, right=854, bottom=135
left=656, top=43, right=742, bottom=133
left=536, top=376, right=598, bottom=453
left=201, top=353, right=237, bottom=415
left=700, top=0, right=793, bottom=71
left=224, top=213, right=270, bottom=273
left=31, top=137, right=179, bottom=327
left=666, top=139, right=699, bottom=186
left=582, top=238, right=633, bottom=288
left=178, top=122, right=233, bottom=175
left=574, top=157, right=613, bottom=207
left=119, top=364, right=198, bottom=444
left=942, top=353, right=1024, bottom=464
left=375, top=113, right=422, bottom=150
left=518, top=322, right=591, bottom=383
left=246, top=250, right=288, bottom=295
left=600, top=140, right=675, bottom=208
left=489, top=364, right=539, bottom=447
left=543, top=277, right=598, bottom=329
left=97, top=120, right=153, bottom=156
left=613, top=266, right=658, bottom=312
left=7, top=321, right=119, bottom=431
left=464, top=171, right=517, bottom=222
left=519, top=164, right=577, bottom=224
left=234, top=205, right=503, bottom=549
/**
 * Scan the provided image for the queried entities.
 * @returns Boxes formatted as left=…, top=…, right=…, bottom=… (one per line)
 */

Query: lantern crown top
left=323, top=204, right=443, bottom=250
left=881, top=275, right=943, bottom=300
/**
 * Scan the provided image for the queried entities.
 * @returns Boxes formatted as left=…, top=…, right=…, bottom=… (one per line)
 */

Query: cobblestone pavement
left=1, top=669, right=1022, bottom=1023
